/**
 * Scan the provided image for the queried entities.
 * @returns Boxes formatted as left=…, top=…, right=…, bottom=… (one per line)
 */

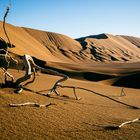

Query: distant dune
left=121, top=35, right=140, bottom=48
left=1, top=21, right=140, bottom=63
left=76, top=34, right=140, bottom=62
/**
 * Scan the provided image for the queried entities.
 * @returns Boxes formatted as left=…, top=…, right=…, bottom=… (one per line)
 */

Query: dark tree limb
left=3, top=6, right=11, bottom=48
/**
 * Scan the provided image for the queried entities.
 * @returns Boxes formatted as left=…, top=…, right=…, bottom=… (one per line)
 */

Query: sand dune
left=0, top=21, right=59, bottom=62
left=1, top=21, right=140, bottom=64
left=1, top=22, right=140, bottom=81
left=0, top=21, right=140, bottom=139
left=76, top=34, right=140, bottom=62
left=121, top=35, right=140, bottom=48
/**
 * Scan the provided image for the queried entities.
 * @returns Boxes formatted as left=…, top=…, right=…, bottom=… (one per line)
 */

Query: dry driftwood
left=9, top=102, right=55, bottom=107
left=104, top=118, right=140, bottom=130
left=56, top=85, right=139, bottom=109
left=46, top=84, right=81, bottom=100
left=23, top=84, right=139, bottom=109
left=118, top=118, right=139, bottom=128
left=120, top=87, right=126, bottom=97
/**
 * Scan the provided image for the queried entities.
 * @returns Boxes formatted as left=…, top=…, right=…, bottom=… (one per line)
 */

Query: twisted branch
left=3, top=6, right=11, bottom=48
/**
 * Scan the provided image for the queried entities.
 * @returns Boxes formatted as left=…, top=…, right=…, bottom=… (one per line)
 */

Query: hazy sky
left=0, top=0, right=140, bottom=38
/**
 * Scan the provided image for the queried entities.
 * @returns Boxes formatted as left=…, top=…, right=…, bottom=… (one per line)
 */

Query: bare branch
left=120, top=87, right=126, bottom=97
left=118, top=118, right=139, bottom=128
left=23, top=84, right=139, bottom=109
left=1, top=67, right=14, bottom=82
left=3, top=6, right=11, bottom=48
left=57, top=85, right=139, bottom=109
left=9, top=102, right=56, bottom=107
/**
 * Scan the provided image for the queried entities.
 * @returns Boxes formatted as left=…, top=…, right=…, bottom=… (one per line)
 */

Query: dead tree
left=0, top=47, right=17, bottom=83
left=0, top=4, right=17, bottom=84
left=14, top=54, right=68, bottom=94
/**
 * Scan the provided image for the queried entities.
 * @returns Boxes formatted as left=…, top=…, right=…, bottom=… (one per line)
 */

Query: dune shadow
left=83, top=122, right=119, bottom=131
left=83, top=72, right=115, bottom=81
left=76, top=33, right=108, bottom=42
left=113, top=73, right=140, bottom=89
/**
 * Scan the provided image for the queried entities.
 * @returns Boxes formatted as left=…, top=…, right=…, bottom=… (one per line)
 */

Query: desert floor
left=0, top=69, right=140, bottom=140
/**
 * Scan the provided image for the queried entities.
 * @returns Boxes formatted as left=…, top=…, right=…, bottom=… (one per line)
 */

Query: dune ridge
left=76, top=33, right=140, bottom=62
left=1, top=21, right=140, bottom=64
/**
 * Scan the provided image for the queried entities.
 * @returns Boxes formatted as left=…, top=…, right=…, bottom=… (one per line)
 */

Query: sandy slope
left=0, top=21, right=58, bottom=62
left=121, top=35, right=140, bottom=48
left=23, top=27, right=82, bottom=63
left=0, top=69, right=140, bottom=140
left=76, top=34, right=140, bottom=62
left=1, top=21, right=140, bottom=64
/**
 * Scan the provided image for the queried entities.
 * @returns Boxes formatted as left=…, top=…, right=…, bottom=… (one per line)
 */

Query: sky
left=0, top=0, right=140, bottom=38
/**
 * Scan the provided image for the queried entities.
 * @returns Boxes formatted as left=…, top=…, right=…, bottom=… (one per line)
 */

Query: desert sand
left=0, top=22, right=140, bottom=139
